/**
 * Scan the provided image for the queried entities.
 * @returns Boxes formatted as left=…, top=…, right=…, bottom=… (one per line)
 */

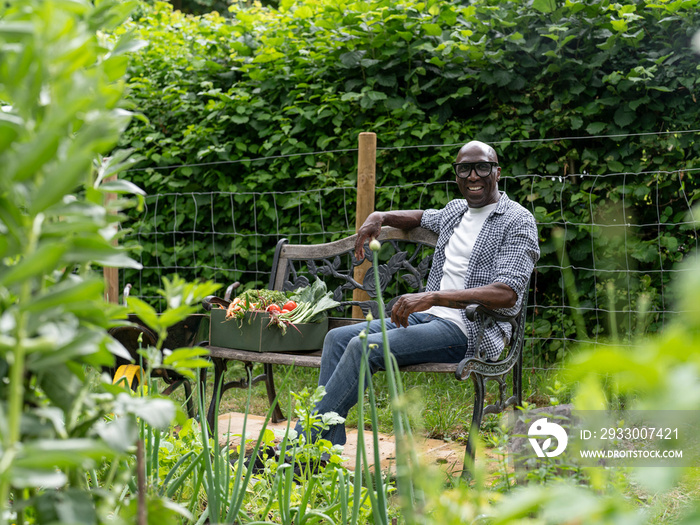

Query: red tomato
left=281, top=308, right=290, bottom=314
left=283, top=300, right=297, bottom=311
left=266, top=304, right=281, bottom=314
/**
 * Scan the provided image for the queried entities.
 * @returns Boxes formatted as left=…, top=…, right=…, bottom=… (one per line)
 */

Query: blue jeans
left=294, top=313, right=468, bottom=446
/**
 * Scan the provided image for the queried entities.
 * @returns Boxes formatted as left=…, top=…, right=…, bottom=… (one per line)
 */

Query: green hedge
left=116, top=0, right=700, bottom=364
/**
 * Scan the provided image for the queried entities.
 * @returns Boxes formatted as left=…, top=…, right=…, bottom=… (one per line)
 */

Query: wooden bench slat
left=400, top=362, right=458, bottom=373
left=207, top=345, right=458, bottom=373
left=278, top=227, right=438, bottom=260
left=208, top=346, right=323, bottom=367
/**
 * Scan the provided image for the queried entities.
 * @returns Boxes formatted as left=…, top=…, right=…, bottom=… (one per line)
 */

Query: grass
left=623, top=468, right=700, bottom=524
left=165, top=359, right=569, bottom=445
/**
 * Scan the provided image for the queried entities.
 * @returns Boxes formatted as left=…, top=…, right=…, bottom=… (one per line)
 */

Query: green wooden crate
left=209, top=308, right=328, bottom=352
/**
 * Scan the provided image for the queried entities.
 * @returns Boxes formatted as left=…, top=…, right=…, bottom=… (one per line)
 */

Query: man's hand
left=390, top=292, right=435, bottom=327
left=354, top=210, right=424, bottom=260
left=355, top=212, right=384, bottom=260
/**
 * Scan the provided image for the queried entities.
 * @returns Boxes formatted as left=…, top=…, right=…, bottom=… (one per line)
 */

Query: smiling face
left=454, top=141, right=501, bottom=208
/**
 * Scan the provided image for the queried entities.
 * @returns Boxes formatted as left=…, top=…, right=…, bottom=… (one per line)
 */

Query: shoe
left=238, top=447, right=331, bottom=479
left=291, top=452, right=331, bottom=478
left=238, top=445, right=278, bottom=474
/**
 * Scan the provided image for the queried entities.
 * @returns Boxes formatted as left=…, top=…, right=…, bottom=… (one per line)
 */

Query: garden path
left=217, top=411, right=507, bottom=477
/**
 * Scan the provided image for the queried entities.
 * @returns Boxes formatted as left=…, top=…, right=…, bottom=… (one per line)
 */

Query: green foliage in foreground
left=0, top=0, right=189, bottom=522
left=116, top=0, right=700, bottom=363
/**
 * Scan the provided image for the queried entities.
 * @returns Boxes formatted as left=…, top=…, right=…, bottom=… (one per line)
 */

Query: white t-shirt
left=424, top=202, right=498, bottom=334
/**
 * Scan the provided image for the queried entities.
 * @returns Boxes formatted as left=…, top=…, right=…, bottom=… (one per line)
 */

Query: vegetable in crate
left=281, top=279, right=341, bottom=324
left=224, top=279, right=339, bottom=335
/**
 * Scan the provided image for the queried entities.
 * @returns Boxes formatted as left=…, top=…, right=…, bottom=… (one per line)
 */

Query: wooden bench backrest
left=268, top=226, right=438, bottom=318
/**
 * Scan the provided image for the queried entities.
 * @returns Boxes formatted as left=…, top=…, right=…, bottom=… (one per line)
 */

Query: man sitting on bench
left=296, top=140, right=540, bottom=447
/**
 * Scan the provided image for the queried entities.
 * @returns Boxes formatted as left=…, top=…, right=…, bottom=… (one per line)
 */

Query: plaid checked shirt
left=421, top=192, right=540, bottom=360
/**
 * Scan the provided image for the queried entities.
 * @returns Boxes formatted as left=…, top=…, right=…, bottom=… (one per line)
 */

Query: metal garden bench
left=201, top=226, right=529, bottom=470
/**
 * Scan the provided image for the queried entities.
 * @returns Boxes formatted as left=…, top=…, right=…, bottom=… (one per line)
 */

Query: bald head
left=457, top=141, right=499, bottom=164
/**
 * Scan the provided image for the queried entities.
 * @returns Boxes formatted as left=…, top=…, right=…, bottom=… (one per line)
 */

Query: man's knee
left=322, top=327, right=354, bottom=364
left=367, top=349, right=387, bottom=372
left=345, top=336, right=386, bottom=373
left=336, top=335, right=373, bottom=369
left=345, top=336, right=365, bottom=359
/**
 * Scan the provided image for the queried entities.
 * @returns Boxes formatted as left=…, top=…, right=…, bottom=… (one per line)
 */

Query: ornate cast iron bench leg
left=160, top=376, right=196, bottom=420
left=464, top=371, right=486, bottom=475
left=263, top=363, right=285, bottom=423
left=204, top=360, right=279, bottom=432
left=207, top=356, right=228, bottom=432
left=513, top=350, right=523, bottom=408
left=183, top=380, right=195, bottom=421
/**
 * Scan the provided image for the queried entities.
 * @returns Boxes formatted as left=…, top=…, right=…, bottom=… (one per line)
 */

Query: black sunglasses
left=452, top=162, right=499, bottom=178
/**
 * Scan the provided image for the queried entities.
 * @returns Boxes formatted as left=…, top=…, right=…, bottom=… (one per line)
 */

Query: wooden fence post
left=103, top=174, right=119, bottom=304
left=352, top=132, right=376, bottom=319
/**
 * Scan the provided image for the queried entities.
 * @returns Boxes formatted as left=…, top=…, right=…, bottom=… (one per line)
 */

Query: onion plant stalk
left=368, top=239, right=424, bottom=521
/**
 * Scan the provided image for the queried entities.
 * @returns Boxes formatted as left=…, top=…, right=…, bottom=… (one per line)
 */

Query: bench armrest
left=464, top=304, right=519, bottom=332
left=202, top=295, right=230, bottom=312
left=456, top=304, right=525, bottom=381
left=202, top=282, right=241, bottom=311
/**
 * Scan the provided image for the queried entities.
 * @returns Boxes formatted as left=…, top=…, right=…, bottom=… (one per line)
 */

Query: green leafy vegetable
left=285, top=278, right=340, bottom=323
left=237, top=289, right=287, bottom=309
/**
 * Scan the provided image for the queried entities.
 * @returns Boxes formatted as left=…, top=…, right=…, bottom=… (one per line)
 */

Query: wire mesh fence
left=119, top=138, right=699, bottom=370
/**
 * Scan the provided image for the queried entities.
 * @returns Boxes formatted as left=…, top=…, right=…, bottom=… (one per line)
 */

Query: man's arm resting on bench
left=390, top=283, right=517, bottom=327
left=355, top=210, right=424, bottom=259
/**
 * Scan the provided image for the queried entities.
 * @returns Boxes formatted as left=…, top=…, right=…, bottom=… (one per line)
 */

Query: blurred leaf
left=65, top=237, right=143, bottom=268
left=126, top=297, right=159, bottom=332
left=98, top=178, right=146, bottom=195
left=113, top=393, right=175, bottom=429
left=34, top=488, right=97, bottom=525
left=14, top=439, right=114, bottom=469
left=95, top=416, right=138, bottom=453
left=162, top=346, right=211, bottom=365
left=0, top=21, right=34, bottom=35
left=423, top=23, right=441, bottom=36
left=567, top=347, right=662, bottom=390
left=105, top=336, right=134, bottom=362
left=10, top=469, right=67, bottom=489
left=532, top=0, right=555, bottom=14
left=30, top=152, right=93, bottom=213
left=0, top=111, right=23, bottom=150
left=88, top=0, right=139, bottom=30
left=94, top=148, right=144, bottom=184
left=28, top=331, right=104, bottom=370
left=157, top=305, right=199, bottom=331
left=0, top=243, right=66, bottom=287
left=586, top=122, right=606, bottom=135
left=109, top=31, right=148, bottom=56
left=22, top=279, right=103, bottom=313
left=102, top=54, right=129, bottom=81
left=162, top=346, right=211, bottom=379
left=38, top=364, right=84, bottom=413
left=121, top=494, right=193, bottom=523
